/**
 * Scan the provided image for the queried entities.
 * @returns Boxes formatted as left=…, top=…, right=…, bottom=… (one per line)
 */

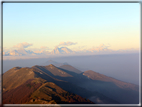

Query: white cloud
left=13, top=42, right=33, bottom=49
left=58, top=41, right=77, bottom=46
left=40, top=46, right=48, bottom=49
left=89, top=44, right=111, bottom=52
left=31, top=46, right=51, bottom=54
left=40, top=46, right=51, bottom=50
left=72, top=46, right=87, bottom=51
left=3, top=42, right=33, bottom=56
left=3, top=42, right=140, bottom=58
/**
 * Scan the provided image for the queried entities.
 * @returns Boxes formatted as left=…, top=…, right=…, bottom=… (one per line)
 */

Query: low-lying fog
left=3, top=53, right=139, bottom=85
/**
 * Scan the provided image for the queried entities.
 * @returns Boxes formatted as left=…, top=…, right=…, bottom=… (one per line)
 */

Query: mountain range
left=3, top=63, right=139, bottom=104
left=3, top=47, right=74, bottom=56
left=3, top=46, right=140, bottom=57
left=51, top=47, right=74, bottom=54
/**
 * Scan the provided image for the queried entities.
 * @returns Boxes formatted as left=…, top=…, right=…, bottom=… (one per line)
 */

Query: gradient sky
left=3, top=3, right=140, bottom=51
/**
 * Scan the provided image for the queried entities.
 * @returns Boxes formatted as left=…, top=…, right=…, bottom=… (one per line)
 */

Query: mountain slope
left=3, top=79, right=42, bottom=104
left=32, top=64, right=73, bottom=77
left=2, top=65, right=119, bottom=104
left=28, top=64, right=139, bottom=104
left=3, top=78, right=94, bottom=104
left=81, top=70, right=139, bottom=104
left=59, top=65, right=82, bottom=74
left=83, top=70, right=138, bottom=90
left=2, top=67, right=94, bottom=104
left=3, top=67, right=35, bottom=92
left=32, top=64, right=88, bottom=85
left=28, top=82, right=94, bottom=104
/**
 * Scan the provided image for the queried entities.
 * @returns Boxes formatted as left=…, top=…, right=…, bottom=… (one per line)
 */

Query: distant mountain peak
left=51, top=47, right=73, bottom=54
left=42, top=60, right=70, bottom=67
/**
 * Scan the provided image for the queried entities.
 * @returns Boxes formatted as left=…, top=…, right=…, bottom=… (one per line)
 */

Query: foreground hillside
left=3, top=67, right=93, bottom=104
left=3, top=79, right=93, bottom=104
left=3, top=64, right=139, bottom=104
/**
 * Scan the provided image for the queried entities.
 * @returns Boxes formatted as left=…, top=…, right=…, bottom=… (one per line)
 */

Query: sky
left=3, top=3, right=140, bottom=54
left=1, top=1, right=140, bottom=86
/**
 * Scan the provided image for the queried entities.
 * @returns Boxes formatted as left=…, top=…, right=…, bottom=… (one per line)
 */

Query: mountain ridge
left=3, top=64, right=139, bottom=104
left=41, top=60, right=69, bottom=67
left=59, top=65, right=82, bottom=74
left=83, top=70, right=138, bottom=90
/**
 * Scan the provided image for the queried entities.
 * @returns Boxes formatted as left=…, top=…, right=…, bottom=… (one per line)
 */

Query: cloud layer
left=3, top=42, right=139, bottom=58
left=13, top=42, right=33, bottom=49
left=58, top=41, right=77, bottom=46
left=89, top=44, right=111, bottom=52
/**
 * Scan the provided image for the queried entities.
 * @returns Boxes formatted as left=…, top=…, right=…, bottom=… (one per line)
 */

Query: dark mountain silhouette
left=3, top=64, right=139, bottom=104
